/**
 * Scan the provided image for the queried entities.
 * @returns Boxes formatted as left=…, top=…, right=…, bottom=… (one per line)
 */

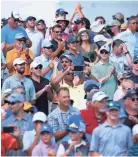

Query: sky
left=1, top=0, right=138, bottom=27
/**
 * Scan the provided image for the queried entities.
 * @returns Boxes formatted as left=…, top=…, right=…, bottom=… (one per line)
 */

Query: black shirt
left=129, top=71, right=138, bottom=84
left=51, top=39, right=64, bottom=58
left=31, top=77, right=49, bottom=115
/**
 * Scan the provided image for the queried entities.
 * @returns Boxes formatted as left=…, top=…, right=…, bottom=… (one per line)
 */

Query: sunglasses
left=5, top=100, right=19, bottom=105
left=70, top=41, right=79, bottom=44
left=54, top=31, right=62, bottom=34
left=134, top=61, right=138, bottom=64
left=131, top=97, right=138, bottom=101
left=14, top=18, right=19, bottom=22
left=34, top=65, right=42, bottom=70
left=81, top=33, right=88, bottom=36
left=43, top=46, right=53, bottom=49
left=100, top=50, right=109, bottom=54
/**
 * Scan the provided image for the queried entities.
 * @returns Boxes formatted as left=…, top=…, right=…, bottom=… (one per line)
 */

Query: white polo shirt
left=26, top=29, right=44, bottom=57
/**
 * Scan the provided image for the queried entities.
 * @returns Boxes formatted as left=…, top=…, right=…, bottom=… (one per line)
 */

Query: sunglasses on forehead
left=4, top=100, right=20, bottom=105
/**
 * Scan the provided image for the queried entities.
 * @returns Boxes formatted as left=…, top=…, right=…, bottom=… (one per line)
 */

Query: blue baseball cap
left=8, top=92, right=25, bottom=103
left=84, top=80, right=100, bottom=92
left=123, top=89, right=137, bottom=99
left=26, top=16, right=36, bottom=22
left=107, top=101, right=121, bottom=111
left=56, top=8, right=68, bottom=15
left=68, top=115, right=86, bottom=133
left=40, top=124, right=53, bottom=134
left=60, top=54, right=72, bottom=62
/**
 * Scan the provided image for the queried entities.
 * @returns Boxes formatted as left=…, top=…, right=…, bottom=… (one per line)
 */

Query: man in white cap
left=1, top=11, right=32, bottom=55
left=2, top=58, right=36, bottom=104
left=34, top=39, right=55, bottom=81
left=91, top=44, right=121, bottom=100
left=30, top=60, right=53, bottom=115
left=23, top=112, right=47, bottom=156
left=6, top=33, right=34, bottom=76
left=26, top=16, right=44, bottom=57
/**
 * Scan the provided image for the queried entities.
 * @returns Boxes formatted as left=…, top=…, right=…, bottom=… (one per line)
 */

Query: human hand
left=75, top=3, right=83, bottom=12
left=25, top=48, right=30, bottom=59
left=52, top=57, right=59, bottom=67
left=109, top=67, right=116, bottom=77
left=83, top=66, right=91, bottom=75
left=1, top=42, right=6, bottom=51
left=43, top=84, right=52, bottom=92
left=48, top=149, right=56, bottom=156
left=12, top=127, right=21, bottom=138
left=57, top=40, right=65, bottom=51
left=129, top=115, right=138, bottom=124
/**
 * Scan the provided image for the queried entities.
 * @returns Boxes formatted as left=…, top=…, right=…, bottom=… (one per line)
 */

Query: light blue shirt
left=34, top=54, right=53, bottom=81
left=90, top=121, right=133, bottom=156
left=116, top=29, right=138, bottom=58
left=1, top=24, right=28, bottom=44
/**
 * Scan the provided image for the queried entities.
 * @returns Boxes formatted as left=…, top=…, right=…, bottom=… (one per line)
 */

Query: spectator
left=56, top=16, right=70, bottom=41
left=26, top=16, right=44, bottom=57
left=95, top=16, right=106, bottom=24
left=90, top=101, right=133, bottom=156
left=36, top=19, right=47, bottom=38
left=34, top=39, right=55, bottom=80
left=1, top=11, right=31, bottom=54
left=116, top=16, right=138, bottom=58
left=48, top=87, right=79, bottom=142
left=2, top=58, right=36, bottom=103
left=91, top=44, right=121, bottom=100
left=129, top=56, right=138, bottom=88
left=30, top=60, right=53, bottom=115
left=55, top=8, right=68, bottom=19
left=110, top=20, right=121, bottom=39
left=6, top=33, right=33, bottom=76
left=112, top=12, right=124, bottom=24
left=2, top=92, right=34, bottom=135
left=123, top=89, right=138, bottom=129
left=77, top=28, right=99, bottom=66
left=110, top=39, right=132, bottom=71
left=57, top=115, right=89, bottom=156
left=23, top=112, right=47, bottom=156
left=128, top=124, right=138, bottom=156
left=32, top=124, right=58, bottom=156
left=50, top=24, right=65, bottom=58
left=80, top=91, right=107, bottom=142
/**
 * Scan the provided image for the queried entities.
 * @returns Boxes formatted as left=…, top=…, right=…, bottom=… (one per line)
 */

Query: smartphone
left=3, top=126, right=14, bottom=133
left=73, top=66, right=84, bottom=71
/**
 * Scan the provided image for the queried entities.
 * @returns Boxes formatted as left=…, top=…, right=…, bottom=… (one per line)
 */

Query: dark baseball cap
left=74, top=17, right=91, bottom=28
left=123, top=89, right=138, bottom=99
left=26, top=16, right=36, bottom=22
left=133, top=55, right=138, bottom=63
left=67, top=35, right=78, bottom=43
left=56, top=8, right=68, bottom=15
left=36, top=19, right=46, bottom=25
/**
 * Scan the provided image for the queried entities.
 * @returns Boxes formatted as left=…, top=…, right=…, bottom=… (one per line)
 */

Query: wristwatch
left=124, top=51, right=129, bottom=55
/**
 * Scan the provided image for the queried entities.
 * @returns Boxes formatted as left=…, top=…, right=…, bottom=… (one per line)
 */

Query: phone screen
left=3, top=126, right=14, bottom=133
left=73, top=66, right=84, bottom=71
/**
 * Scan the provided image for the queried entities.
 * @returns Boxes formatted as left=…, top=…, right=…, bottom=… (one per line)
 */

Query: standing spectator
left=30, top=60, right=53, bottom=115
left=123, top=89, right=138, bottom=129
left=90, top=101, right=133, bottom=156
left=23, top=112, right=47, bottom=156
left=110, top=39, right=132, bottom=71
left=129, top=56, right=138, bottom=88
left=48, top=87, right=79, bottom=142
left=1, top=11, right=32, bottom=54
left=128, top=124, right=138, bottom=156
left=36, top=19, right=47, bottom=38
left=26, top=16, right=44, bottom=57
left=34, top=39, right=55, bottom=80
left=6, top=33, right=33, bottom=76
left=116, top=16, right=138, bottom=58
left=55, top=8, right=68, bottom=19
left=2, top=58, right=36, bottom=103
left=32, top=124, right=58, bottom=156
left=2, top=92, right=34, bottom=135
left=91, top=44, right=121, bottom=100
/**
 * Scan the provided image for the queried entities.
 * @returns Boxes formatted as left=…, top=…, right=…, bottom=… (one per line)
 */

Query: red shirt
left=80, top=107, right=106, bottom=134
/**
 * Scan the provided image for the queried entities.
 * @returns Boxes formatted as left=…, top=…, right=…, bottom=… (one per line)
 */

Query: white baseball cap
left=132, top=124, right=138, bottom=135
left=11, top=11, right=20, bottom=19
left=30, top=60, right=42, bottom=69
left=41, top=39, right=53, bottom=48
left=13, top=58, right=26, bottom=66
left=92, top=91, right=108, bottom=102
left=100, top=44, right=110, bottom=52
left=32, top=112, right=47, bottom=122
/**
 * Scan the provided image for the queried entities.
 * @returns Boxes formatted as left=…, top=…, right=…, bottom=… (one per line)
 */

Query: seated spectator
left=2, top=58, right=36, bottom=104
left=23, top=112, right=47, bottom=156
left=32, top=124, right=58, bottom=156
left=57, top=115, right=89, bottom=156
left=48, top=87, right=79, bottom=142
left=77, top=28, right=99, bottom=66
left=30, top=60, right=53, bottom=115
left=1, top=11, right=32, bottom=54
left=123, top=89, right=138, bottom=129
left=91, top=44, right=121, bottom=100
left=6, top=33, right=33, bottom=76
left=26, top=16, right=44, bottom=57
left=129, top=56, right=138, bottom=88
left=34, top=39, right=55, bottom=81
left=90, top=101, right=133, bottom=156
left=128, top=124, right=138, bottom=156
left=2, top=92, right=34, bottom=135
left=110, top=39, right=132, bottom=71
left=80, top=91, right=107, bottom=141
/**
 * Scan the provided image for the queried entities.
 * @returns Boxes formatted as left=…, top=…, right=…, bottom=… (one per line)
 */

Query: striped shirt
left=2, top=74, right=36, bottom=101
